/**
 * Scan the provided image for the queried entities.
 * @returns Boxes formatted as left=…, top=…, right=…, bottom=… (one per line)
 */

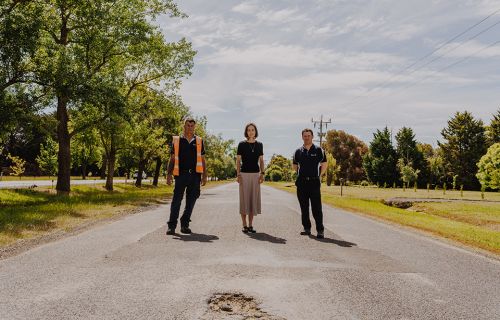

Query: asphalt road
left=0, top=183, right=499, bottom=320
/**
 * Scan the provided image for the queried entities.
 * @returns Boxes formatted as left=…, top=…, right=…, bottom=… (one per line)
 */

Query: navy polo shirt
left=170, top=136, right=205, bottom=171
left=293, top=144, right=326, bottom=177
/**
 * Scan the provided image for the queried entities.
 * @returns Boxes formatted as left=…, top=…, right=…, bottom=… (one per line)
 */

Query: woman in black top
left=236, top=123, right=264, bottom=233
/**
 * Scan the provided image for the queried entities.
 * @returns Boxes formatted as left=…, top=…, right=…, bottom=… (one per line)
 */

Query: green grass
left=0, top=176, right=103, bottom=181
left=0, top=184, right=171, bottom=246
left=411, top=202, right=500, bottom=228
left=320, top=184, right=500, bottom=201
left=268, top=182, right=500, bottom=255
left=0, top=181, right=227, bottom=247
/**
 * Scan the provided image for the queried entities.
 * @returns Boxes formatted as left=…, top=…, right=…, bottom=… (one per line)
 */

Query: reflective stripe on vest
left=172, top=136, right=180, bottom=176
left=195, top=136, right=203, bottom=174
left=172, top=135, right=204, bottom=176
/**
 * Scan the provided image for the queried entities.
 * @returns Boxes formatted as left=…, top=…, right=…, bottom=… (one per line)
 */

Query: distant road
left=1, top=183, right=499, bottom=319
left=0, top=179, right=151, bottom=189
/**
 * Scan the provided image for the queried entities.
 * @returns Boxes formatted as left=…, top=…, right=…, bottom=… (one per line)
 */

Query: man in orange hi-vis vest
left=166, top=117, right=207, bottom=235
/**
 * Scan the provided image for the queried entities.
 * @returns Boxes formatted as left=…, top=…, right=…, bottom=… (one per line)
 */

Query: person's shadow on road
left=173, top=233, right=219, bottom=243
left=308, top=235, right=357, bottom=247
left=247, top=232, right=287, bottom=244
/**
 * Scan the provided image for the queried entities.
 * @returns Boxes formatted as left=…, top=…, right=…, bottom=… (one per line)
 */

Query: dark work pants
left=167, top=172, right=201, bottom=229
left=296, top=178, right=324, bottom=232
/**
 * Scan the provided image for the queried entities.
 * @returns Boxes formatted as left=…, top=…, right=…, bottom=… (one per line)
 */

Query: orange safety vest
left=172, top=135, right=204, bottom=176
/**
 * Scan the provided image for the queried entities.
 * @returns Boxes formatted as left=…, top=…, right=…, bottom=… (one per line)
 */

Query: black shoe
left=180, top=227, right=192, bottom=234
left=166, top=228, right=175, bottom=235
left=248, top=226, right=256, bottom=233
left=317, top=231, right=324, bottom=239
left=300, top=229, right=311, bottom=236
left=242, top=226, right=249, bottom=233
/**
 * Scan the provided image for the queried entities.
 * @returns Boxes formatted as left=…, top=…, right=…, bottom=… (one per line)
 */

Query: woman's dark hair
left=244, top=123, right=259, bottom=138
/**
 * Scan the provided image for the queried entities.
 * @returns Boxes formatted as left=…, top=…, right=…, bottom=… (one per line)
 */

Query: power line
left=362, top=39, right=500, bottom=109
left=342, top=7, right=500, bottom=108
left=402, top=18, right=500, bottom=79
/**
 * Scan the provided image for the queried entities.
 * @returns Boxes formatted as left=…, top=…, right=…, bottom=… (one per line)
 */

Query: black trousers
left=296, top=178, right=324, bottom=232
left=167, top=172, right=201, bottom=229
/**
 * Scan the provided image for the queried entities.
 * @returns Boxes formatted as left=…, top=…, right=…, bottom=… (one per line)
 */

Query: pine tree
left=438, top=111, right=487, bottom=190
left=487, top=109, right=500, bottom=145
left=395, top=127, right=427, bottom=186
left=363, top=127, right=398, bottom=186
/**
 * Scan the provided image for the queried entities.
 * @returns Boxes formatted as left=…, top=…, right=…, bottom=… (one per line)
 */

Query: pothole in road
left=204, top=292, right=286, bottom=320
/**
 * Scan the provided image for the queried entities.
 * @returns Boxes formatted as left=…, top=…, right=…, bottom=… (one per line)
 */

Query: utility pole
left=311, top=115, right=331, bottom=147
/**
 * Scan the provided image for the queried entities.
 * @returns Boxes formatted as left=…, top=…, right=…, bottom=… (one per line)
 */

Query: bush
left=269, top=170, right=283, bottom=182
left=476, top=143, right=500, bottom=190
left=360, top=180, right=370, bottom=186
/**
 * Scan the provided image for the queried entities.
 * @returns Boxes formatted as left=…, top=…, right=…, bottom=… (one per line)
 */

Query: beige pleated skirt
left=239, top=172, right=261, bottom=216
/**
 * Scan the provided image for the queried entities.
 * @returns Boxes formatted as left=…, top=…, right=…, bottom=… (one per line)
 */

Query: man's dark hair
left=244, top=123, right=259, bottom=138
left=301, top=128, right=314, bottom=136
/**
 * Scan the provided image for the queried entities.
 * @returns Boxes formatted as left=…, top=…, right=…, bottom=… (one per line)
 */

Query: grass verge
left=0, top=181, right=226, bottom=248
left=268, top=182, right=500, bottom=255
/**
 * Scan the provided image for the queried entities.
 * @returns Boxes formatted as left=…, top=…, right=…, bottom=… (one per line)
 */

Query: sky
left=158, top=0, right=500, bottom=160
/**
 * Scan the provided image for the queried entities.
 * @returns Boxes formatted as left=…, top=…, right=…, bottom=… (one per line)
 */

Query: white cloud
left=255, top=7, right=308, bottom=24
left=232, top=1, right=259, bottom=15
left=160, top=14, right=251, bottom=48
left=160, top=0, right=500, bottom=157
left=200, top=44, right=407, bottom=71
left=199, top=44, right=340, bottom=68
left=438, top=40, right=500, bottom=58
left=256, top=71, right=397, bottom=92
left=332, top=17, right=387, bottom=37
left=379, top=23, right=423, bottom=41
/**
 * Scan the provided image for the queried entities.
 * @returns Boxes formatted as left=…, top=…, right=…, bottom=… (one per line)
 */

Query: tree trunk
left=105, top=139, right=116, bottom=191
left=81, top=162, right=87, bottom=180
left=56, top=94, right=71, bottom=195
left=135, top=158, right=146, bottom=187
left=100, top=153, right=107, bottom=179
left=55, top=7, right=72, bottom=195
left=152, top=157, right=161, bottom=186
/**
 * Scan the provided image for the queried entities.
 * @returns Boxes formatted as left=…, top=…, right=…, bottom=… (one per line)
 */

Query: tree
left=324, top=130, right=368, bottom=183
left=98, top=41, right=193, bottom=190
left=417, top=143, right=434, bottom=159
left=71, top=127, right=102, bottom=180
left=0, top=1, right=44, bottom=134
left=7, top=153, right=25, bottom=178
left=0, top=1, right=42, bottom=91
left=476, top=143, right=500, bottom=190
left=205, top=133, right=236, bottom=180
left=395, top=127, right=427, bottom=186
left=363, top=127, right=398, bottom=186
left=1, top=110, right=57, bottom=176
left=127, top=91, right=168, bottom=187
left=326, top=153, right=339, bottom=186
left=427, top=149, right=446, bottom=186
left=397, top=158, right=419, bottom=187
left=438, top=111, right=487, bottom=190
left=28, top=0, right=194, bottom=194
left=486, top=109, right=500, bottom=145
left=265, top=154, right=293, bottom=182
left=36, top=136, right=58, bottom=177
